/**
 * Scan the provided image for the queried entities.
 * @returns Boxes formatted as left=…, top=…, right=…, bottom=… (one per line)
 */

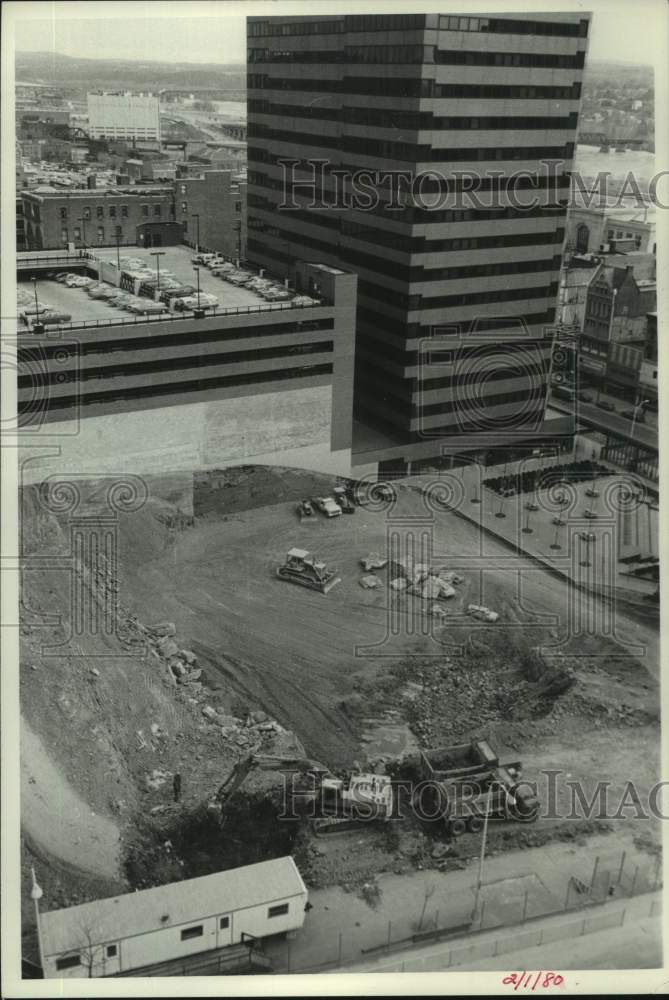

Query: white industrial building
left=38, top=857, right=308, bottom=978
left=87, top=92, right=160, bottom=141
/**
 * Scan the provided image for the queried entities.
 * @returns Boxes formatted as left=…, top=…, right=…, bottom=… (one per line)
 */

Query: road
left=549, top=394, right=658, bottom=451
left=21, top=718, right=121, bottom=880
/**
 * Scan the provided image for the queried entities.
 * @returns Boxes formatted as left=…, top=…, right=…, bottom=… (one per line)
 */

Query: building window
left=97, top=225, right=104, bottom=241
left=219, top=916, right=229, bottom=929
left=83, top=207, right=91, bottom=220
left=96, top=206, right=104, bottom=218
left=180, top=184, right=187, bottom=194
left=106, top=945, right=117, bottom=958
left=181, top=201, right=187, bottom=213
left=61, top=228, right=68, bottom=243
left=59, top=206, right=67, bottom=220
left=142, top=204, right=149, bottom=217
left=235, top=201, right=242, bottom=213
left=268, top=903, right=289, bottom=918
left=121, top=205, right=128, bottom=217
left=109, top=205, right=116, bottom=218
left=180, top=924, right=204, bottom=941
left=55, top=954, right=80, bottom=971
left=154, top=204, right=161, bottom=216
left=74, top=227, right=81, bottom=239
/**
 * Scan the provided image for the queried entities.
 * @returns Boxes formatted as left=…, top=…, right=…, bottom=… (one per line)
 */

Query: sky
left=9, top=0, right=664, bottom=67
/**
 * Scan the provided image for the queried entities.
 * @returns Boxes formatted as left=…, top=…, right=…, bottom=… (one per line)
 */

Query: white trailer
left=38, top=856, right=308, bottom=978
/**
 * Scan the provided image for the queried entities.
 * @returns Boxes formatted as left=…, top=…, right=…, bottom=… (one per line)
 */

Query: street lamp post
left=192, top=213, right=200, bottom=254
left=150, top=250, right=166, bottom=298
left=31, top=276, right=44, bottom=334
left=115, top=226, right=122, bottom=270
left=193, top=265, right=204, bottom=318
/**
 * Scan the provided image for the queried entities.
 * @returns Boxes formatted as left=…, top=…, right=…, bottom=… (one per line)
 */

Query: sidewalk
left=262, top=828, right=660, bottom=973
left=345, top=890, right=662, bottom=973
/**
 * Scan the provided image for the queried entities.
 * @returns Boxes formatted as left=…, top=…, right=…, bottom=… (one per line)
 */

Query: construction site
left=19, top=462, right=662, bottom=971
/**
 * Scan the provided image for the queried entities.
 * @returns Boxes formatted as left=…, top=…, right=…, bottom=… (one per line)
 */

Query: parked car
left=595, top=399, right=616, bottom=412
left=313, top=496, right=342, bottom=518
left=333, top=487, right=355, bottom=514
left=621, top=408, right=645, bottom=423
left=191, top=253, right=217, bottom=265
left=578, top=392, right=594, bottom=403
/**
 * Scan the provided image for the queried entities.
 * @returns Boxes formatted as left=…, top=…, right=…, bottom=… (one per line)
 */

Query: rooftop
left=40, top=857, right=305, bottom=957
left=18, top=245, right=325, bottom=327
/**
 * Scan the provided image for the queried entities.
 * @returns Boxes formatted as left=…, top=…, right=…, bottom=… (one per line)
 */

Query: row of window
left=248, top=100, right=578, bottom=133
left=60, top=226, right=122, bottom=243
left=61, top=204, right=164, bottom=221
left=355, top=306, right=556, bottom=339
left=248, top=76, right=582, bottom=101
left=247, top=15, right=587, bottom=37
left=248, top=45, right=585, bottom=69
left=437, top=15, right=588, bottom=37
left=22, top=343, right=334, bottom=388
left=358, top=278, right=559, bottom=312
left=20, top=320, right=334, bottom=364
left=39, top=364, right=333, bottom=412
left=53, top=906, right=292, bottom=971
left=247, top=127, right=575, bottom=163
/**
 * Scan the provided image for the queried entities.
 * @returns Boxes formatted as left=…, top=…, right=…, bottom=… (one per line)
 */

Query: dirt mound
left=193, top=464, right=346, bottom=518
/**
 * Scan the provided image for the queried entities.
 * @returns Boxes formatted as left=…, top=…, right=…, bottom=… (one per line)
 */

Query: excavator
left=208, top=753, right=394, bottom=834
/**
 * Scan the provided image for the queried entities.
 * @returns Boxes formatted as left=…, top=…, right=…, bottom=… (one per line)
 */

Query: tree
left=75, top=920, right=109, bottom=978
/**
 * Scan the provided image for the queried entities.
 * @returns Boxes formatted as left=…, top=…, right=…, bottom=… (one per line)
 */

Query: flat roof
left=40, top=856, right=306, bottom=957
left=19, top=246, right=268, bottom=321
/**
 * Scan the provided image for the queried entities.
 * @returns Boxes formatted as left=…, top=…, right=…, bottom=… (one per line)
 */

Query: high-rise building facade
left=247, top=13, right=589, bottom=466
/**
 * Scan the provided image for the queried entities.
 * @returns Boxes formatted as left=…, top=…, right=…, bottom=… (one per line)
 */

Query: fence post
left=653, top=855, right=662, bottom=890
left=617, top=850, right=627, bottom=884
left=590, top=855, right=600, bottom=890
left=630, top=865, right=639, bottom=896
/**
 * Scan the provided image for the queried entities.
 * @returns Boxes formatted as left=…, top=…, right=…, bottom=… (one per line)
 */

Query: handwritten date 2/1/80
left=502, top=972, right=565, bottom=990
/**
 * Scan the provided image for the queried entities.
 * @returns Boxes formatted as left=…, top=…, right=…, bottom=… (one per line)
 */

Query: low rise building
left=567, top=204, right=656, bottom=255
left=177, top=169, right=246, bottom=258
left=20, top=186, right=175, bottom=250
left=87, top=92, right=160, bottom=142
left=38, top=857, right=308, bottom=978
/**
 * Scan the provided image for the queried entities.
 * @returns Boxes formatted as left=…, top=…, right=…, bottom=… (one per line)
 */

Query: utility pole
left=472, top=785, right=493, bottom=925
left=192, top=212, right=200, bottom=253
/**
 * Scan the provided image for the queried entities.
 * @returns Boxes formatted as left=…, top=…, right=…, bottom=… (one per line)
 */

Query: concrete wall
left=19, top=384, right=355, bottom=486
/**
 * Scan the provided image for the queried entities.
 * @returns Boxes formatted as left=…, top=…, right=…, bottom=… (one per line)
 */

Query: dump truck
left=416, top=739, right=539, bottom=836
left=277, top=548, right=341, bottom=594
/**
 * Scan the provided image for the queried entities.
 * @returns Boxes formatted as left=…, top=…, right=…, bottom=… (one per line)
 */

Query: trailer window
left=106, top=945, right=117, bottom=958
left=268, top=903, right=289, bottom=918
left=181, top=924, right=204, bottom=940
left=56, top=954, right=81, bottom=970
left=219, top=916, right=230, bottom=929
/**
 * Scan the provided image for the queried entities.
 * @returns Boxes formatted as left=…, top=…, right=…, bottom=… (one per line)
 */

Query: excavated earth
left=19, top=466, right=661, bottom=959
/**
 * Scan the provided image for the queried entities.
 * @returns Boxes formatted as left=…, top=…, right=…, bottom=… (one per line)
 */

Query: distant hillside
left=16, top=51, right=245, bottom=91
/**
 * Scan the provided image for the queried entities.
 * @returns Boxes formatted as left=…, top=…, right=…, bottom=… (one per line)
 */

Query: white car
left=313, top=496, right=342, bottom=518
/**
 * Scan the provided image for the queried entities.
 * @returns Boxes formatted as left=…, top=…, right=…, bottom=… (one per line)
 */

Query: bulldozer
left=277, top=548, right=341, bottom=594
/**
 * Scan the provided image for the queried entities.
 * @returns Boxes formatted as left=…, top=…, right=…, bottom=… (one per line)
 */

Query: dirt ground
left=18, top=465, right=662, bottom=963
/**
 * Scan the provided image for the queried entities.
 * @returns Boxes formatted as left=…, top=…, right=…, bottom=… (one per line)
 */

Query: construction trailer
left=38, top=857, right=308, bottom=978
left=418, top=739, right=539, bottom=836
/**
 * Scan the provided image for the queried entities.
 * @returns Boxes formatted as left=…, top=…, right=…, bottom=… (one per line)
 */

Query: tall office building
left=247, top=13, right=589, bottom=470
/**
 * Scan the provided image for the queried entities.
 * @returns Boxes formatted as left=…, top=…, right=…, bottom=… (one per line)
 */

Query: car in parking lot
left=313, top=496, right=342, bottom=518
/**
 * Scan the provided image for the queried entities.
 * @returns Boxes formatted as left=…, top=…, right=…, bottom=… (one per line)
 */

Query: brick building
left=177, top=170, right=246, bottom=258
left=20, top=186, right=175, bottom=250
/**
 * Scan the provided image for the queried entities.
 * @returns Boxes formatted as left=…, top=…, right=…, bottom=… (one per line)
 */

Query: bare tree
left=74, top=921, right=107, bottom=978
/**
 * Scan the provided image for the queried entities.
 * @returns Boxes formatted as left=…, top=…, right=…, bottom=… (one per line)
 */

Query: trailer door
left=216, top=913, right=232, bottom=949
